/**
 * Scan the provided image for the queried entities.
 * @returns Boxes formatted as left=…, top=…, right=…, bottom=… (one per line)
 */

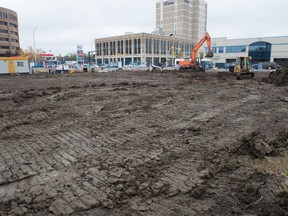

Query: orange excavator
left=179, top=32, right=213, bottom=71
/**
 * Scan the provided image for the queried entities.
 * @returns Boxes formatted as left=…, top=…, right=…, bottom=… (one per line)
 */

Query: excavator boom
left=179, top=32, right=213, bottom=71
left=191, top=32, right=213, bottom=64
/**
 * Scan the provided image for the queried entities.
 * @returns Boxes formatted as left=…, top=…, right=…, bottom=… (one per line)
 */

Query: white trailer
left=0, top=57, right=30, bottom=74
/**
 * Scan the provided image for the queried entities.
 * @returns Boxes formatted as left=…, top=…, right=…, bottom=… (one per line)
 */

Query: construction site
left=0, top=67, right=287, bottom=215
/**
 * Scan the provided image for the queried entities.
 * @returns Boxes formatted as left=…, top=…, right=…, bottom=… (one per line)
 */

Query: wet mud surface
left=0, top=70, right=288, bottom=215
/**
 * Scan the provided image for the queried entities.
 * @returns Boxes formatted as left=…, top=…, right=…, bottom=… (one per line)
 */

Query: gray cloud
left=1, top=0, right=287, bottom=55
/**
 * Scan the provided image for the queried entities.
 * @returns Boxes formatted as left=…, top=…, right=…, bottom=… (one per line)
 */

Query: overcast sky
left=1, top=0, right=288, bottom=55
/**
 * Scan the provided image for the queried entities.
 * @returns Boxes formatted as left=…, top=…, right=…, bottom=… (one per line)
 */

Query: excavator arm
left=191, top=32, right=213, bottom=65
left=178, top=32, right=213, bottom=71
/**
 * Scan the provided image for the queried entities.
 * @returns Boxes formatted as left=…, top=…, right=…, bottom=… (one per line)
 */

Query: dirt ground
left=0, top=69, right=288, bottom=216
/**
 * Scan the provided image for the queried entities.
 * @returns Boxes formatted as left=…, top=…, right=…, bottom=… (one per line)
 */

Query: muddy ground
left=0, top=70, right=288, bottom=216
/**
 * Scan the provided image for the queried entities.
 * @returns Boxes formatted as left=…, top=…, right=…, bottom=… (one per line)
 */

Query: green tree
left=199, top=51, right=204, bottom=59
left=21, top=46, right=45, bottom=62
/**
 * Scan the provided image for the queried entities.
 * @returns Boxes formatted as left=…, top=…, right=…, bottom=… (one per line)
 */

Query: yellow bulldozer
left=229, top=56, right=254, bottom=79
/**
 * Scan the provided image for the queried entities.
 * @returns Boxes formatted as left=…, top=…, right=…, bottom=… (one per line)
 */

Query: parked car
left=224, top=62, right=236, bottom=69
left=258, top=62, right=281, bottom=70
left=99, top=65, right=123, bottom=72
left=252, top=64, right=259, bottom=69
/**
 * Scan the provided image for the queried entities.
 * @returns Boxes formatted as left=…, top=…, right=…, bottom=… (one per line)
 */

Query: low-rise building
left=204, top=36, right=288, bottom=68
left=94, top=32, right=195, bottom=66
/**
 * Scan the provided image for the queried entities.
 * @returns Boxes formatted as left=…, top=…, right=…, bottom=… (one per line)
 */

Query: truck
left=55, top=64, right=81, bottom=73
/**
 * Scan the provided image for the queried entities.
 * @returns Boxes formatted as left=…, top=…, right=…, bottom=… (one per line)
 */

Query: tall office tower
left=0, top=7, right=20, bottom=57
left=156, top=0, right=207, bottom=43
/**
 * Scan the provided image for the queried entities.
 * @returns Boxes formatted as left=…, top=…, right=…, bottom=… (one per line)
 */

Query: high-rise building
left=156, top=0, right=207, bottom=43
left=0, top=7, right=20, bottom=57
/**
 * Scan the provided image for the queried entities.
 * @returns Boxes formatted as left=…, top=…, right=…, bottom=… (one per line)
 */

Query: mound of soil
left=263, top=67, right=288, bottom=86
left=234, top=128, right=288, bottom=158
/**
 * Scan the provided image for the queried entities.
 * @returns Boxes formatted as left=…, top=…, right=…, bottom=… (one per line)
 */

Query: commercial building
left=95, top=32, right=194, bottom=66
left=156, top=0, right=207, bottom=42
left=0, top=7, right=20, bottom=57
left=94, top=0, right=209, bottom=66
left=204, top=36, right=288, bottom=68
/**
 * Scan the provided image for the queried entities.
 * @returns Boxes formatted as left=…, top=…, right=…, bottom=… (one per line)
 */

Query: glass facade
left=226, top=46, right=246, bottom=53
left=248, top=41, right=271, bottom=61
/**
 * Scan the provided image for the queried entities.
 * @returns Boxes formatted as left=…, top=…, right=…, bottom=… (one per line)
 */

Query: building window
left=226, top=46, right=246, bottom=53
left=218, top=46, right=224, bottom=53
left=0, top=21, right=7, bottom=26
left=146, top=38, right=151, bottom=54
left=17, top=62, right=24, bottom=67
left=154, top=39, right=159, bottom=54
left=134, top=38, right=141, bottom=54
left=9, top=23, right=17, bottom=28
left=0, top=46, right=9, bottom=49
left=0, top=37, right=9, bottom=42
left=0, top=29, right=8, bottom=34
left=0, top=12, right=8, bottom=19
left=129, top=39, right=132, bottom=55
left=249, top=41, right=271, bottom=61
left=10, top=31, right=18, bottom=36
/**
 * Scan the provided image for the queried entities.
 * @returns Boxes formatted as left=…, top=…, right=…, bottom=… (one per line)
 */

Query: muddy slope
left=263, top=67, right=288, bottom=86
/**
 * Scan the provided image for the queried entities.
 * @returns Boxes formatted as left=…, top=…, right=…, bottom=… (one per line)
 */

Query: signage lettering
left=163, top=1, right=174, bottom=6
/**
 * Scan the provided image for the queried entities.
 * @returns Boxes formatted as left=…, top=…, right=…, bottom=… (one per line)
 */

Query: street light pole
left=90, top=41, right=95, bottom=65
left=33, top=27, right=38, bottom=65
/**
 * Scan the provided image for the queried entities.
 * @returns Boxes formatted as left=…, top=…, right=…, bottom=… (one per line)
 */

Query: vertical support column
left=151, top=38, right=154, bottom=65
left=123, top=39, right=126, bottom=66
left=132, top=38, right=135, bottom=55
left=141, top=37, right=145, bottom=64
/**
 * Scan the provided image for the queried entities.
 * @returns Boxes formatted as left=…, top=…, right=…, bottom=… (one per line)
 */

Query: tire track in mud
left=0, top=72, right=287, bottom=215
left=1, top=92, right=256, bottom=215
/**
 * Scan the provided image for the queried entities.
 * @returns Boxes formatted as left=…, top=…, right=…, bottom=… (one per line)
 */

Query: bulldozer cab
left=236, top=57, right=251, bottom=71
left=229, top=56, right=254, bottom=79
left=229, top=56, right=252, bottom=73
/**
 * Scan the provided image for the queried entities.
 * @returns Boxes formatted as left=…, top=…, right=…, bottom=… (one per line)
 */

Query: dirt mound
left=206, top=169, right=288, bottom=216
left=234, top=129, right=288, bottom=158
left=263, top=67, right=288, bottom=86
left=234, top=131, right=273, bottom=158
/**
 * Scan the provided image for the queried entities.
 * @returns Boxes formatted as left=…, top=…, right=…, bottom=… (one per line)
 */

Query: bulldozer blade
left=205, top=51, right=213, bottom=58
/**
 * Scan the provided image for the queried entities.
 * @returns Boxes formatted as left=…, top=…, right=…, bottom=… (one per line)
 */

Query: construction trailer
left=0, top=57, right=30, bottom=75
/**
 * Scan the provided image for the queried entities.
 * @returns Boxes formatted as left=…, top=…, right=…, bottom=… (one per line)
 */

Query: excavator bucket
left=205, top=51, right=213, bottom=58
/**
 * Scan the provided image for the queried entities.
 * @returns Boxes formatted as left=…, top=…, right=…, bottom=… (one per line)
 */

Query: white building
left=156, top=0, right=207, bottom=43
left=204, top=36, right=288, bottom=68
left=95, top=32, right=194, bottom=66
